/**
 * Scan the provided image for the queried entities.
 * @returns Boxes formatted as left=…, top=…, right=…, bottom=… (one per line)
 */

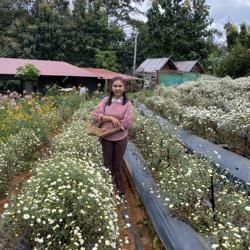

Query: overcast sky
left=207, top=0, right=250, bottom=40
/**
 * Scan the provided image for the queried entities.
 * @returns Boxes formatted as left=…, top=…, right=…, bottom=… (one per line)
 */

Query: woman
left=93, top=77, right=133, bottom=197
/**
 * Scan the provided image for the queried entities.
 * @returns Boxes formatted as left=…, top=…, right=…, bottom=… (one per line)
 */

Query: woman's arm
left=119, top=102, right=134, bottom=131
left=92, top=97, right=108, bottom=122
left=100, top=115, right=120, bottom=127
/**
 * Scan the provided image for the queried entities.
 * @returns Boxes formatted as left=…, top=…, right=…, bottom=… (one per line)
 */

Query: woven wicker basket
left=84, top=122, right=105, bottom=137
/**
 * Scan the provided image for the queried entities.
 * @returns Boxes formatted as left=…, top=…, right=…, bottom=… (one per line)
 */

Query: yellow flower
left=37, top=108, right=43, bottom=113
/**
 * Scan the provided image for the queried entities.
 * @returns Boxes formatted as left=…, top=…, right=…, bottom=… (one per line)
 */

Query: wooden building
left=136, top=57, right=178, bottom=82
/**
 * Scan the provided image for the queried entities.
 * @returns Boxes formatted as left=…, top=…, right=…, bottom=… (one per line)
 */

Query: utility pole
left=133, top=32, right=138, bottom=76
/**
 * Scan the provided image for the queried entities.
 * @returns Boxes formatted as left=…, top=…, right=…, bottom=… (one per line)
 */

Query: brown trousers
left=101, top=137, right=128, bottom=194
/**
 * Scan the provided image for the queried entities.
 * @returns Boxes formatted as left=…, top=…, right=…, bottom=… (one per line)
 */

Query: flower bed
left=0, top=92, right=82, bottom=199
left=130, top=111, right=250, bottom=249
left=139, top=76, right=250, bottom=158
left=0, top=92, right=81, bottom=143
left=0, top=129, right=41, bottom=198
left=0, top=103, right=120, bottom=249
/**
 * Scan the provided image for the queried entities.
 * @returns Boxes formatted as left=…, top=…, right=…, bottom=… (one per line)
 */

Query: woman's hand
left=100, top=115, right=120, bottom=127
left=99, top=130, right=112, bottom=138
left=109, top=117, right=120, bottom=127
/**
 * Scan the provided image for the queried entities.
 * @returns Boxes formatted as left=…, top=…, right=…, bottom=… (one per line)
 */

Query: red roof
left=83, top=68, right=139, bottom=80
left=0, top=58, right=97, bottom=78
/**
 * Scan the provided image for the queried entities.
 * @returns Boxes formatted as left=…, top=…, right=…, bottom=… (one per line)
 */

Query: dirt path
left=120, top=162, right=164, bottom=250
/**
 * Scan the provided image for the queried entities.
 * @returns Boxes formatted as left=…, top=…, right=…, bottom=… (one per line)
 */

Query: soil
left=0, top=198, right=9, bottom=214
left=118, top=162, right=164, bottom=250
left=0, top=171, right=32, bottom=214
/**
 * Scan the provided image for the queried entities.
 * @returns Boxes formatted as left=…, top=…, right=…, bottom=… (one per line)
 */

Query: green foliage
left=0, top=80, right=21, bottom=92
left=0, top=0, right=141, bottom=72
left=218, top=23, right=250, bottom=78
left=16, top=64, right=40, bottom=80
left=224, top=22, right=239, bottom=49
left=239, top=23, right=250, bottom=48
left=0, top=128, right=41, bottom=198
left=0, top=92, right=82, bottom=199
left=95, top=49, right=118, bottom=71
left=224, top=22, right=250, bottom=49
left=203, top=44, right=225, bottom=75
left=44, top=84, right=61, bottom=97
left=217, top=43, right=250, bottom=78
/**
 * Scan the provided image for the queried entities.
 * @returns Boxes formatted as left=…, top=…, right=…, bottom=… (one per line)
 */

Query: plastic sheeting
left=136, top=102, right=250, bottom=193
left=120, top=207, right=142, bottom=250
left=124, top=141, right=209, bottom=250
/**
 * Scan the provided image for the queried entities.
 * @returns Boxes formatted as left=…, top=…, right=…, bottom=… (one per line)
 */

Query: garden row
left=139, top=76, right=250, bottom=158
left=0, top=91, right=81, bottom=143
left=0, top=92, right=82, bottom=199
left=130, top=110, right=249, bottom=250
left=0, top=102, right=125, bottom=250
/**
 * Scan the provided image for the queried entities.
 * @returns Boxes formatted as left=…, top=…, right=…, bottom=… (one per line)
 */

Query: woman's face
left=112, top=80, right=125, bottom=97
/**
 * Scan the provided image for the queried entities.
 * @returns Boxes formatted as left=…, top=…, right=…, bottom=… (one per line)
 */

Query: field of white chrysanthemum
left=139, top=76, right=250, bottom=158
left=130, top=110, right=249, bottom=249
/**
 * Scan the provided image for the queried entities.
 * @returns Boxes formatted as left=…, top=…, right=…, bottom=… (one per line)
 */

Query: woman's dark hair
left=106, top=77, right=128, bottom=105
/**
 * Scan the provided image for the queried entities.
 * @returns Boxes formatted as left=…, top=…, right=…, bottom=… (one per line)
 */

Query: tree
left=217, top=42, right=250, bottom=78
left=0, top=0, right=12, bottom=54
left=239, top=23, right=250, bottom=48
left=71, top=0, right=127, bottom=69
left=16, top=63, right=40, bottom=80
left=216, top=22, right=250, bottom=78
left=137, top=0, right=215, bottom=63
left=30, top=2, right=73, bottom=60
left=95, top=49, right=118, bottom=71
left=0, top=0, right=32, bottom=55
left=5, top=1, right=74, bottom=60
left=224, top=22, right=239, bottom=49
left=16, top=63, right=41, bottom=93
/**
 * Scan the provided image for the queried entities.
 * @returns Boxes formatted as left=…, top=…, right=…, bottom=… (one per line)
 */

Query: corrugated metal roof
left=83, top=68, right=139, bottom=80
left=0, top=58, right=97, bottom=78
left=175, top=60, right=200, bottom=72
left=136, top=58, right=175, bottom=73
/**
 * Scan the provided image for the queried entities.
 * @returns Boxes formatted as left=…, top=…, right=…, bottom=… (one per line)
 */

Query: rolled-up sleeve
left=93, top=97, right=108, bottom=122
left=120, top=101, right=134, bottom=131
